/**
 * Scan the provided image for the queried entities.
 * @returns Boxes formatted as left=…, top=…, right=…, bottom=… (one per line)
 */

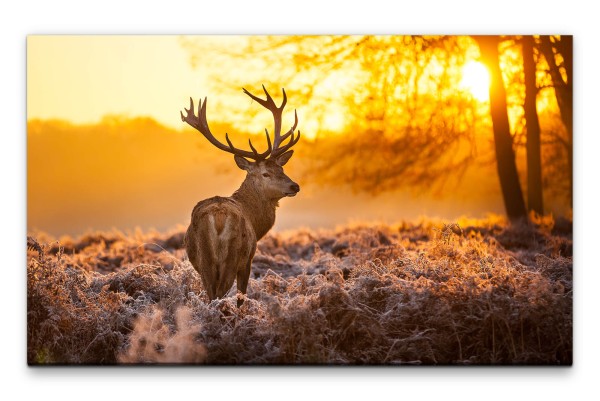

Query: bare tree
left=182, top=35, right=573, bottom=221
left=523, top=35, right=544, bottom=215
left=539, top=35, right=573, bottom=206
left=474, top=36, right=527, bottom=220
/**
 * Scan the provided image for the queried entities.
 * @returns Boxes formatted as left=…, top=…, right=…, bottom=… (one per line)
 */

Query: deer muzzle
left=286, top=182, right=300, bottom=197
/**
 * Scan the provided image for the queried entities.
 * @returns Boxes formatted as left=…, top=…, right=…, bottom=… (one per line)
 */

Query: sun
left=460, top=61, right=490, bottom=102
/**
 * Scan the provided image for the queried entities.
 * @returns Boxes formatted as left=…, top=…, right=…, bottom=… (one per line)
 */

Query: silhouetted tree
left=539, top=35, right=572, bottom=207
left=182, top=35, right=571, bottom=220
left=474, top=36, right=527, bottom=220
left=522, top=35, right=544, bottom=215
left=488, top=35, right=571, bottom=215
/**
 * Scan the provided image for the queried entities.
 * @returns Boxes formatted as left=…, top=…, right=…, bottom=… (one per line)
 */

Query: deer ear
left=274, top=150, right=294, bottom=166
left=234, top=155, right=254, bottom=171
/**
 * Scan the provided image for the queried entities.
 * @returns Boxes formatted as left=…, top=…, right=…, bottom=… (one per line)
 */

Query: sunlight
left=323, top=111, right=345, bottom=133
left=460, top=61, right=490, bottom=102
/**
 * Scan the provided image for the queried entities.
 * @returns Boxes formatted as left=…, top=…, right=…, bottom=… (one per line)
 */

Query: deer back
left=184, top=197, right=256, bottom=299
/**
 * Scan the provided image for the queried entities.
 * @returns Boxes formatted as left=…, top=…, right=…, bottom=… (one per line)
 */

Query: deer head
left=181, top=85, right=301, bottom=200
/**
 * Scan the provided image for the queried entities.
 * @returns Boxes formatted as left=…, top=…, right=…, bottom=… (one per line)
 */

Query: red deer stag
left=181, top=85, right=300, bottom=306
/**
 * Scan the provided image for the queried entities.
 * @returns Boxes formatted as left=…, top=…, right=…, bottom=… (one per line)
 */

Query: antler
left=242, top=85, right=301, bottom=159
left=181, top=97, right=272, bottom=161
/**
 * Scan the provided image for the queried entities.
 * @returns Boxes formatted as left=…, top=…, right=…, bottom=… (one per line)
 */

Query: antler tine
left=225, top=133, right=235, bottom=149
left=243, top=87, right=273, bottom=109
left=181, top=96, right=271, bottom=161
left=263, top=128, right=273, bottom=154
left=262, top=84, right=276, bottom=107
left=279, top=87, right=287, bottom=110
left=248, top=138, right=259, bottom=157
left=199, top=96, right=208, bottom=130
left=274, top=109, right=298, bottom=149
left=271, top=130, right=301, bottom=158
left=180, top=97, right=199, bottom=127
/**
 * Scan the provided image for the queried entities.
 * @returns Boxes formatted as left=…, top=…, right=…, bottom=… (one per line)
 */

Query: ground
left=27, top=215, right=572, bottom=365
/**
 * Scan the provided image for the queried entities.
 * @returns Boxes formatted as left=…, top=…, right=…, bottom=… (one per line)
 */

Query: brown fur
left=185, top=158, right=298, bottom=305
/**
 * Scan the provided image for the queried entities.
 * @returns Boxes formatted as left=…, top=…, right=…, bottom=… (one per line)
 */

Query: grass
left=27, top=215, right=572, bottom=365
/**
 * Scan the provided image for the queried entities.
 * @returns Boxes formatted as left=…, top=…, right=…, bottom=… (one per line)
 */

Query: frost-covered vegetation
left=27, top=215, right=572, bottom=365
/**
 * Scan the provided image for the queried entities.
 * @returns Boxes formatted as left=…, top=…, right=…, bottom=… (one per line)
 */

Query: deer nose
left=290, top=183, right=300, bottom=193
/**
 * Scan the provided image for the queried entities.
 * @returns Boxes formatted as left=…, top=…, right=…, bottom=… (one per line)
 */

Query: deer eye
left=262, top=173, right=270, bottom=178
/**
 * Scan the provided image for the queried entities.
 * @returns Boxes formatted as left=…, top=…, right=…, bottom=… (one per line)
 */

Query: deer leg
left=203, top=269, right=218, bottom=301
left=236, top=258, right=253, bottom=307
left=196, top=257, right=219, bottom=301
left=190, top=255, right=217, bottom=301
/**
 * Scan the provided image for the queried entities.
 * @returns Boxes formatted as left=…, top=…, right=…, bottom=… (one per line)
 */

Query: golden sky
left=27, top=35, right=334, bottom=137
left=27, top=35, right=497, bottom=139
left=27, top=36, right=206, bottom=128
left=26, top=35, right=571, bottom=237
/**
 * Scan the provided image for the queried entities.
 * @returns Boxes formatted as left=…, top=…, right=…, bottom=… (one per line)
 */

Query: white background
left=3, top=1, right=597, bottom=400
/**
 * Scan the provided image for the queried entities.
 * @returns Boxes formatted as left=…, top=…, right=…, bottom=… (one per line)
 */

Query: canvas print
left=27, top=35, right=572, bottom=365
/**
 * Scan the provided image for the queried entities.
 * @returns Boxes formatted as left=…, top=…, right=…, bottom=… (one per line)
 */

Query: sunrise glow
left=460, top=61, right=490, bottom=102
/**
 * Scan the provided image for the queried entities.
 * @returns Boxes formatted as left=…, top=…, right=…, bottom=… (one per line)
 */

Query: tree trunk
left=540, top=35, right=573, bottom=207
left=474, top=36, right=528, bottom=221
left=522, top=36, right=544, bottom=215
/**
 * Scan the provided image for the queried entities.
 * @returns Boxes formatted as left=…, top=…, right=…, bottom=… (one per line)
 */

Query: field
left=27, top=215, right=572, bottom=365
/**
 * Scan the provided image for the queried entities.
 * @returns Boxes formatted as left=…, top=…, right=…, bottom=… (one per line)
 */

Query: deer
left=180, top=85, right=301, bottom=307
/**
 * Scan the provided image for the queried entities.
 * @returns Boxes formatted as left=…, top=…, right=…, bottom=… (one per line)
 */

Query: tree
left=299, top=36, right=481, bottom=194
left=539, top=35, right=573, bottom=207
left=473, top=36, right=527, bottom=220
left=182, top=36, right=483, bottom=194
left=483, top=35, right=572, bottom=215
left=522, top=35, right=544, bottom=215
left=182, top=35, right=570, bottom=220
left=501, top=35, right=572, bottom=212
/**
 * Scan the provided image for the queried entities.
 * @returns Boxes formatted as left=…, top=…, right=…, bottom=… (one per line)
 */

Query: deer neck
left=232, top=178, right=278, bottom=240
